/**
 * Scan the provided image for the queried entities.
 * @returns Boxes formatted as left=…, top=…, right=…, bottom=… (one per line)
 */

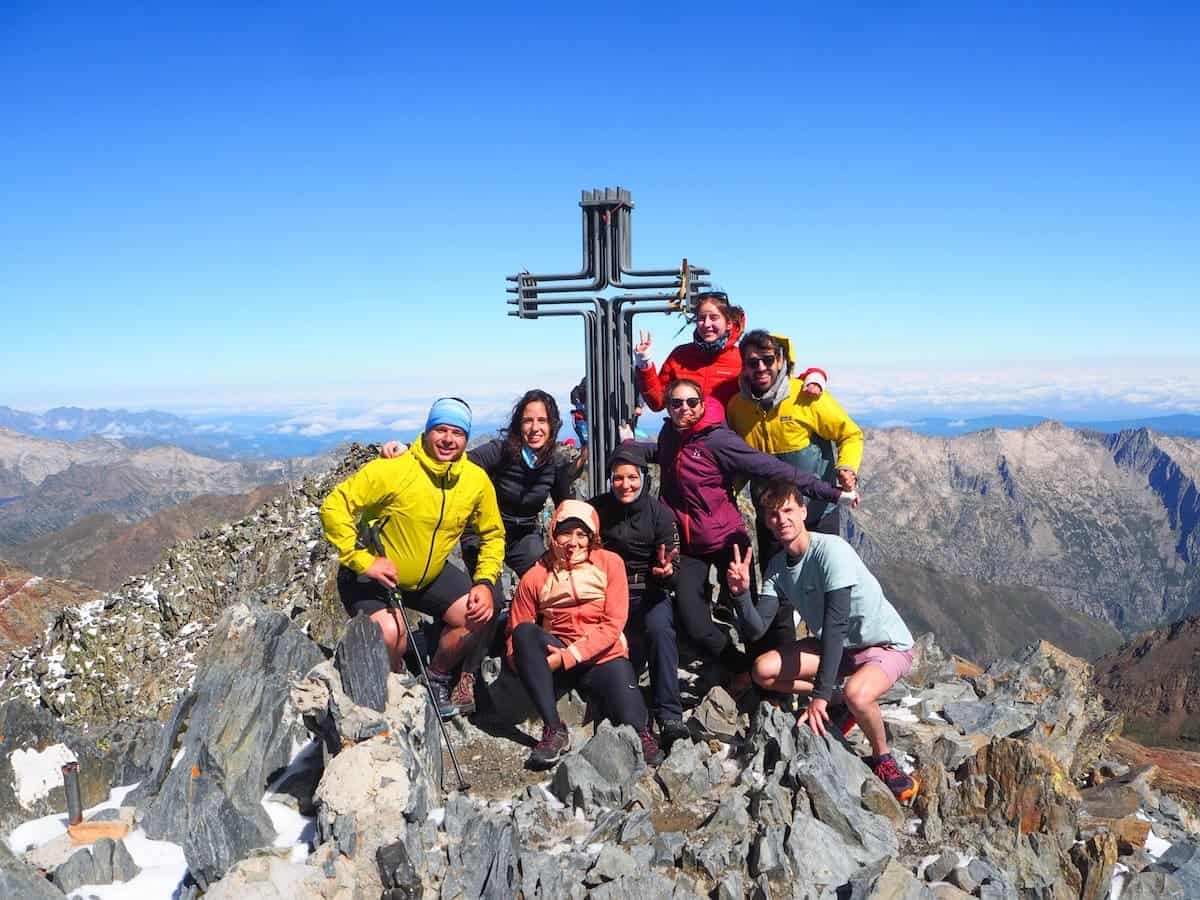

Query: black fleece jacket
left=468, top=439, right=575, bottom=528
left=589, top=476, right=679, bottom=583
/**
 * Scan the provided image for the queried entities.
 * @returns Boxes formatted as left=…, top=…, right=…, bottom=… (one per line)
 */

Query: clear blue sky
left=3, top=3, right=1198, bottom=428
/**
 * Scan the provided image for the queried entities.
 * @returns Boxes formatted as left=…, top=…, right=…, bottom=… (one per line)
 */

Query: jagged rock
left=929, top=886, right=972, bottom=900
left=445, top=810, right=521, bottom=899
left=589, top=871, right=677, bottom=899
left=138, top=602, right=323, bottom=880
left=335, top=614, right=391, bottom=712
left=842, top=856, right=934, bottom=899
left=519, top=849, right=590, bottom=899
left=377, top=839, right=422, bottom=898
left=923, top=850, right=958, bottom=882
left=786, top=727, right=898, bottom=862
left=581, top=721, right=642, bottom=785
left=550, top=722, right=643, bottom=812
left=705, top=785, right=751, bottom=831
left=688, top=686, right=741, bottom=742
left=715, top=870, right=745, bottom=900
left=0, top=839, right=64, bottom=899
left=51, top=846, right=95, bottom=893
left=587, top=844, right=640, bottom=884
left=941, top=700, right=1037, bottom=740
left=1121, top=868, right=1186, bottom=899
left=1070, top=832, right=1117, bottom=900
left=91, top=718, right=162, bottom=787
left=784, top=810, right=860, bottom=886
left=741, top=703, right=797, bottom=783
left=749, top=825, right=788, bottom=878
left=1151, top=841, right=1200, bottom=898
left=947, top=864, right=978, bottom=893
left=652, top=832, right=686, bottom=868
left=619, top=809, right=656, bottom=845
left=657, top=737, right=718, bottom=803
left=956, top=738, right=1078, bottom=846
left=0, top=700, right=115, bottom=836
left=681, top=830, right=743, bottom=881
left=860, top=772, right=906, bottom=826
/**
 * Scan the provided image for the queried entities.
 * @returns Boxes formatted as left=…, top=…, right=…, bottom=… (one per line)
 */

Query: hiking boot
left=659, top=719, right=691, bottom=753
left=424, top=673, right=462, bottom=720
left=449, top=671, right=476, bottom=715
left=638, top=727, right=665, bottom=767
left=870, top=753, right=920, bottom=804
left=527, top=723, right=571, bottom=770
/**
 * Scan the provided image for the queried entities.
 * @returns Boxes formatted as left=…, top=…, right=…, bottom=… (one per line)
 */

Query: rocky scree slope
left=6, top=602, right=1199, bottom=899
left=849, top=423, right=1200, bottom=634
left=0, top=561, right=97, bottom=662
left=0, top=444, right=379, bottom=726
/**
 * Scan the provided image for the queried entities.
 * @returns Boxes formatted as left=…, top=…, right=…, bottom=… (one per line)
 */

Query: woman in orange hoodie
left=634, top=291, right=746, bottom=413
left=506, top=499, right=665, bottom=770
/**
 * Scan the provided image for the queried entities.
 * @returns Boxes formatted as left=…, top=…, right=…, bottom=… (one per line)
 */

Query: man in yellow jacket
left=726, top=331, right=864, bottom=567
left=320, top=397, right=505, bottom=719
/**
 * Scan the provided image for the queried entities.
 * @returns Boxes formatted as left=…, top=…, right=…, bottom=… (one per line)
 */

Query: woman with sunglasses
left=632, top=379, right=858, bottom=681
left=633, top=291, right=746, bottom=413
left=506, top=500, right=665, bottom=770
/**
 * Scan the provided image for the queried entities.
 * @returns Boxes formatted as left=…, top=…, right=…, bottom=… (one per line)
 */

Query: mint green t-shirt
left=761, top=533, right=913, bottom=651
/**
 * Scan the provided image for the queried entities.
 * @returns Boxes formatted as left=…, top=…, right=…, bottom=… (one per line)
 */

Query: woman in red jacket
left=634, top=291, right=746, bottom=413
left=506, top=499, right=665, bottom=770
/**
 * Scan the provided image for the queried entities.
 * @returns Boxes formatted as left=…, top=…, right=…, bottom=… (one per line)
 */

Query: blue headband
left=425, top=397, right=471, bottom=437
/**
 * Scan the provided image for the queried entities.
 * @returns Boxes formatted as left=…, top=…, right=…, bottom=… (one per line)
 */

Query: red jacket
left=636, top=319, right=744, bottom=412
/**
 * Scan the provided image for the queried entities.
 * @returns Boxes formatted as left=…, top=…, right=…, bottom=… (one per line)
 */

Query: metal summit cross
left=506, top=187, right=714, bottom=496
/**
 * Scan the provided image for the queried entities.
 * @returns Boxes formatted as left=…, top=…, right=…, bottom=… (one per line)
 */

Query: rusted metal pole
left=62, top=761, right=83, bottom=825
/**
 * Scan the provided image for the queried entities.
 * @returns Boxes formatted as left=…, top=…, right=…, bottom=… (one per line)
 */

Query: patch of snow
left=10, top=743, right=77, bottom=808
left=6, top=782, right=139, bottom=853
left=881, top=707, right=920, bottom=724
left=1144, top=826, right=1172, bottom=859
left=261, top=796, right=315, bottom=849
left=1110, top=862, right=1130, bottom=900
left=427, top=807, right=446, bottom=827
left=25, top=576, right=44, bottom=587
left=170, top=747, right=187, bottom=769
left=67, top=828, right=188, bottom=899
left=898, top=694, right=922, bottom=708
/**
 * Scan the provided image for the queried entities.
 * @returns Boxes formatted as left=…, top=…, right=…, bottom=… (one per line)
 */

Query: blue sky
left=2, top=3, right=1198, bottom=432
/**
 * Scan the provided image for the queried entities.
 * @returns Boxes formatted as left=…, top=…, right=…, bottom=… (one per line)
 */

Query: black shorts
left=336, top=564, right=494, bottom=621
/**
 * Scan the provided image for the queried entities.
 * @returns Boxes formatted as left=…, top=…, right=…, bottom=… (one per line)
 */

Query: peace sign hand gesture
left=650, top=543, right=679, bottom=579
left=726, top=544, right=754, bottom=596
left=633, top=330, right=653, bottom=367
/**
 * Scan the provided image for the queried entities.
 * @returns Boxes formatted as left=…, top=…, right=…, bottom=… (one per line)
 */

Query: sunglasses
left=668, top=397, right=702, bottom=410
left=743, top=353, right=777, bottom=370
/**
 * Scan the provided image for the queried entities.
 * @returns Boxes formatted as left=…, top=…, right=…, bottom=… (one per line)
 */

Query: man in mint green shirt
left=726, top=477, right=918, bottom=803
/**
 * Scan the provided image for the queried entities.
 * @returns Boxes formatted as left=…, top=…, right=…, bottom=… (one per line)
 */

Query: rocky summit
left=0, top=440, right=1198, bottom=898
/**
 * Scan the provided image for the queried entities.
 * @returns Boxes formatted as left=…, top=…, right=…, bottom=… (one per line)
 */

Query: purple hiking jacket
left=636, top=402, right=843, bottom=556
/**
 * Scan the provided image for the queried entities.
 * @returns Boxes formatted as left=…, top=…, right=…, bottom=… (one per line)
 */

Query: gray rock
left=89, top=838, right=116, bottom=885
left=843, top=856, right=934, bottom=899
left=111, top=840, right=139, bottom=882
left=519, top=849, right=589, bottom=900
left=741, top=703, right=796, bottom=781
left=92, top=718, right=163, bottom=787
left=549, top=754, right=614, bottom=812
left=749, top=825, right=788, bottom=877
left=446, top=811, right=522, bottom=900
left=0, top=840, right=65, bottom=899
left=652, top=832, right=686, bottom=868
left=579, top=722, right=642, bottom=786
left=784, top=811, right=860, bottom=886
left=947, top=864, right=978, bottom=893
left=51, top=847, right=96, bottom=894
left=619, top=809, right=656, bottom=845
left=787, top=727, right=898, bottom=861
left=705, top=786, right=751, bottom=831
left=748, top=780, right=794, bottom=827
left=689, top=686, right=741, bottom=742
left=1152, top=841, right=1200, bottom=899
left=586, top=808, right=628, bottom=844
left=942, top=700, right=1036, bottom=739
left=335, top=614, right=391, bottom=713
left=681, top=831, right=742, bottom=881
left=377, top=838, right=422, bottom=898
left=589, top=871, right=677, bottom=900
left=138, top=602, right=323, bottom=885
left=1122, top=869, right=1186, bottom=900
left=923, top=850, right=958, bottom=883
left=716, top=870, right=745, bottom=900
left=588, top=844, right=640, bottom=884
left=657, top=738, right=715, bottom=802
left=87, top=808, right=123, bottom=822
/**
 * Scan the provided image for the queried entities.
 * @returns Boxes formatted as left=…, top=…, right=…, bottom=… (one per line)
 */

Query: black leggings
left=511, top=622, right=649, bottom=730
left=674, top=537, right=755, bottom=671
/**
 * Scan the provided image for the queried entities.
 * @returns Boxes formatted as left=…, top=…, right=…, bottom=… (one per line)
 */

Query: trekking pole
left=386, top=588, right=471, bottom=793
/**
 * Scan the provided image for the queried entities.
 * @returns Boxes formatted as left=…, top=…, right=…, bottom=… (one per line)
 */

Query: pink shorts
left=836, top=645, right=913, bottom=687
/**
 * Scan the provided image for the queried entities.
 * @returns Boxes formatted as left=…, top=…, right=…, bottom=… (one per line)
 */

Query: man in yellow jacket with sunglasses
left=726, top=331, right=864, bottom=568
left=320, top=397, right=505, bottom=718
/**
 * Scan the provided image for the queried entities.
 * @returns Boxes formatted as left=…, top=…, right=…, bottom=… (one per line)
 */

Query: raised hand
left=650, top=543, right=679, bottom=579
left=725, top=543, right=754, bottom=596
left=380, top=440, right=404, bottom=459
left=633, top=330, right=653, bottom=360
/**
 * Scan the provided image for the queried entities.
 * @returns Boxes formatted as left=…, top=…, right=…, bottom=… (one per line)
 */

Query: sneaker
left=659, top=719, right=691, bottom=753
left=870, top=753, right=920, bottom=804
left=638, top=727, right=665, bottom=767
left=527, top=724, right=571, bottom=770
left=424, top=673, right=462, bottom=720
left=449, top=671, right=476, bottom=715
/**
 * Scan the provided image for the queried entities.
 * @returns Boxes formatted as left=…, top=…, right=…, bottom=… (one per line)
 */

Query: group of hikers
left=319, top=290, right=920, bottom=804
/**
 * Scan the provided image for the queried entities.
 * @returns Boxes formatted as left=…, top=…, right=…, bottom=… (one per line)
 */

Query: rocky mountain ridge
left=0, top=428, right=330, bottom=547
left=850, top=422, right=1200, bottom=634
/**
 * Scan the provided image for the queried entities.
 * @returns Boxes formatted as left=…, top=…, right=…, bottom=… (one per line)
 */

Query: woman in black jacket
left=589, top=444, right=689, bottom=749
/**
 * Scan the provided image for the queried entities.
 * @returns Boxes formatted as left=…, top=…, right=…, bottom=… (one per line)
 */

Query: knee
left=512, top=621, right=540, bottom=650
left=751, top=653, right=778, bottom=688
left=644, top=605, right=675, bottom=640
left=844, top=679, right=879, bottom=712
left=370, top=612, right=407, bottom=654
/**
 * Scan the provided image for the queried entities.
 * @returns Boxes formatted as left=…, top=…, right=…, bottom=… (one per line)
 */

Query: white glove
left=837, top=489, right=859, bottom=508
left=634, top=351, right=651, bottom=370
left=617, top=423, right=635, bottom=442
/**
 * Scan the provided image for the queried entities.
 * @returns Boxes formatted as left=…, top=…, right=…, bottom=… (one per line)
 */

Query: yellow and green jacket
left=319, top=436, right=505, bottom=589
left=727, top=385, right=864, bottom=473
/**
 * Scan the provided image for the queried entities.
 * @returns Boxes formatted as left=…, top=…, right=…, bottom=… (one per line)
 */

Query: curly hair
left=502, top=389, right=563, bottom=464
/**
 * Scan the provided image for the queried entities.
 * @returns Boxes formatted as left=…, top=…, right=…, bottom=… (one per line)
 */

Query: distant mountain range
left=858, top=412, right=1200, bottom=438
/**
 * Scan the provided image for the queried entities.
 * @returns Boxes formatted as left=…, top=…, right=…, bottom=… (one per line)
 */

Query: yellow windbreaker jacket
left=726, top=381, right=864, bottom=472
left=319, top=436, right=506, bottom=589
